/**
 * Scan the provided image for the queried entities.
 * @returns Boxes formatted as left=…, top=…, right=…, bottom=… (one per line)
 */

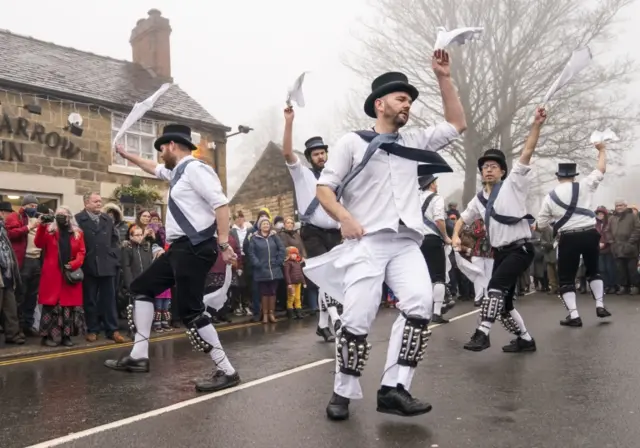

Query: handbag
left=59, top=247, right=83, bottom=284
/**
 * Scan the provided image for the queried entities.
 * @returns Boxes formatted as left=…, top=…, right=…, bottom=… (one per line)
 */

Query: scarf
left=58, top=226, right=72, bottom=268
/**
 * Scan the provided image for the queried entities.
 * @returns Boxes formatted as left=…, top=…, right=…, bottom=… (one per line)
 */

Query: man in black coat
left=75, top=192, right=125, bottom=343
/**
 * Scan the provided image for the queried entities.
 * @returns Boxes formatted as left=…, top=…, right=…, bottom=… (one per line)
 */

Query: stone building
left=0, top=9, right=229, bottom=220
left=230, top=142, right=308, bottom=221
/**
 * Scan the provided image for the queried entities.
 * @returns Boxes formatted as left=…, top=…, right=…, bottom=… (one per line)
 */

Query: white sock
left=562, top=291, right=579, bottom=319
left=590, top=279, right=604, bottom=307
left=130, top=301, right=154, bottom=359
left=509, top=309, right=532, bottom=341
left=433, top=283, right=445, bottom=315
left=478, top=322, right=492, bottom=335
left=198, top=324, right=236, bottom=375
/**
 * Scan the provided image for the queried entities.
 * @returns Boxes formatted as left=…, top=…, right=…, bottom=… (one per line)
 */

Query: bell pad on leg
left=336, top=328, right=371, bottom=377
left=398, top=314, right=430, bottom=368
left=497, top=311, right=521, bottom=336
left=480, top=291, right=504, bottom=323
left=186, top=315, right=214, bottom=354
left=126, top=304, right=136, bottom=334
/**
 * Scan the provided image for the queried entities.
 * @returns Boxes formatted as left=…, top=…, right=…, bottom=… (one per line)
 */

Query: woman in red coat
left=35, top=206, right=86, bottom=347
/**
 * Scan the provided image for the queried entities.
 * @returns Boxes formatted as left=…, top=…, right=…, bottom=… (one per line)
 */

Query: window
left=111, top=113, right=159, bottom=167
left=0, top=191, right=59, bottom=213
left=121, top=204, right=163, bottom=224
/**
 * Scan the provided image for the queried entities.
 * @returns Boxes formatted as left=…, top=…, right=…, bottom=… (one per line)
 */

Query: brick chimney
left=130, top=9, right=172, bottom=79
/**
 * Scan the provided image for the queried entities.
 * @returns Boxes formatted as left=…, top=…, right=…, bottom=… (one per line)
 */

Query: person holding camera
left=35, top=207, right=86, bottom=347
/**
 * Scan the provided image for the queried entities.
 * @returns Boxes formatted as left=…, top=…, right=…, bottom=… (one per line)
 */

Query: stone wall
left=0, top=89, right=227, bottom=211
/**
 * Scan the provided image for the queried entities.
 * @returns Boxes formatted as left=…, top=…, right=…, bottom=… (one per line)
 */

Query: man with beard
left=282, top=108, right=342, bottom=342
left=308, top=49, right=466, bottom=420
left=105, top=124, right=240, bottom=393
left=452, top=107, right=546, bottom=354
left=418, top=174, right=453, bottom=323
left=536, top=142, right=611, bottom=326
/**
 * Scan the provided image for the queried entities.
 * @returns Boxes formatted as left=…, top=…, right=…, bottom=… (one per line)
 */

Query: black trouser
left=83, top=275, right=118, bottom=336
left=488, top=242, right=535, bottom=311
left=300, top=224, right=342, bottom=292
left=130, top=237, right=216, bottom=324
left=420, top=235, right=446, bottom=283
left=18, top=257, right=41, bottom=329
left=615, top=257, right=637, bottom=289
left=557, top=229, right=601, bottom=292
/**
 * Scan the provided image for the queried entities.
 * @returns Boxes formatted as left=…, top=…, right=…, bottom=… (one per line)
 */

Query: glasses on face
left=132, top=233, right=143, bottom=237
left=482, top=163, right=501, bottom=171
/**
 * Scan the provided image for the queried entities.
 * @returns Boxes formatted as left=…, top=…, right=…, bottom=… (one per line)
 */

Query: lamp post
left=210, top=124, right=254, bottom=177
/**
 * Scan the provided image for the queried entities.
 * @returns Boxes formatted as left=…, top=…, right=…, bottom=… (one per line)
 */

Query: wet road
left=1, top=292, right=639, bottom=448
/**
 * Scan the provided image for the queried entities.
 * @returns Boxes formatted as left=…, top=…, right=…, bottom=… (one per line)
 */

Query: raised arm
left=595, top=142, right=606, bottom=174
left=115, top=144, right=158, bottom=175
left=519, top=106, right=547, bottom=166
left=282, top=107, right=297, bottom=165
left=433, top=50, right=467, bottom=134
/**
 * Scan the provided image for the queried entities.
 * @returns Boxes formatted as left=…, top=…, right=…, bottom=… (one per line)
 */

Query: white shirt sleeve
left=410, top=122, right=460, bottom=152
left=581, top=169, right=605, bottom=192
left=432, top=195, right=446, bottom=221
left=285, top=154, right=305, bottom=182
left=460, top=197, right=481, bottom=225
left=536, top=196, right=554, bottom=230
left=188, top=163, right=229, bottom=209
left=317, top=133, right=355, bottom=191
left=507, top=161, right=532, bottom=192
left=154, top=164, right=172, bottom=181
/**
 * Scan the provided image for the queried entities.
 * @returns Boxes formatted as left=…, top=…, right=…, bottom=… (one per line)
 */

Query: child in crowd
left=284, top=246, right=305, bottom=319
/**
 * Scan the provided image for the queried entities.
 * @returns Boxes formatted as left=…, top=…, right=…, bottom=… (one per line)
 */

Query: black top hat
left=418, top=174, right=437, bottom=190
left=0, top=201, right=13, bottom=212
left=304, top=136, right=328, bottom=158
left=154, top=124, right=197, bottom=152
left=364, top=72, right=419, bottom=118
left=556, top=163, right=579, bottom=178
left=477, top=148, right=508, bottom=180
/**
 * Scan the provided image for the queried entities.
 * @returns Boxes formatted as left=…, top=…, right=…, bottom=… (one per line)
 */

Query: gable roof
left=0, top=29, right=229, bottom=132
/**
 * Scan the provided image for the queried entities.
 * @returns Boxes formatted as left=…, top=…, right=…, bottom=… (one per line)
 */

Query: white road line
left=25, top=358, right=334, bottom=448
left=26, top=291, right=538, bottom=448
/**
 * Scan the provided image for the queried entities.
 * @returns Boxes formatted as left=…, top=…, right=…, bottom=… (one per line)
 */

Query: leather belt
left=559, top=225, right=596, bottom=235
left=494, top=239, right=528, bottom=251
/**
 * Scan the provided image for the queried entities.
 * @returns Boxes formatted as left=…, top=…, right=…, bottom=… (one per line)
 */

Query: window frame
left=111, top=113, right=160, bottom=168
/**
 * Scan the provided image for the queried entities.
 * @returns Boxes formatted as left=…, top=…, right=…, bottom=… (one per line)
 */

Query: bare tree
left=342, top=0, right=639, bottom=205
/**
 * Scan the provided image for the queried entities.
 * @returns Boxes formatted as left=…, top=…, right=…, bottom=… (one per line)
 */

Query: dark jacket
left=607, top=209, right=640, bottom=259
left=539, top=227, right=556, bottom=264
left=102, top=203, right=130, bottom=243
left=121, top=242, right=154, bottom=289
left=75, top=210, right=120, bottom=277
left=278, top=229, right=306, bottom=258
left=596, top=215, right=613, bottom=254
left=284, top=259, right=305, bottom=285
left=249, top=232, right=285, bottom=282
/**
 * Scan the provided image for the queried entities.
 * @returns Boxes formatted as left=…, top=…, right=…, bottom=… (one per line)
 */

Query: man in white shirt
left=282, top=109, right=342, bottom=342
left=452, top=106, right=547, bottom=354
left=418, top=174, right=453, bottom=324
left=536, top=143, right=611, bottom=326
left=105, top=124, right=240, bottom=393
left=312, top=49, right=466, bottom=421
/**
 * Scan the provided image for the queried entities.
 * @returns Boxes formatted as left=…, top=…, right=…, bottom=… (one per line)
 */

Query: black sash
left=549, top=182, right=596, bottom=236
left=476, top=189, right=534, bottom=226
left=421, top=193, right=442, bottom=238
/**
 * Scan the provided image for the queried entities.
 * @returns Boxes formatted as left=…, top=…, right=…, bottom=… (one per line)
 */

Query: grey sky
left=2, top=0, right=639, bottom=206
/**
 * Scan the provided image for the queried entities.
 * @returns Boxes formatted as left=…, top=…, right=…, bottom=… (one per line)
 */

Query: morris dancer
left=536, top=143, right=611, bottom=326
left=453, top=107, right=547, bottom=353
left=310, top=49, right=466, bottom=420
left=282, top=108, right=342, bottom=342
left=418, top=174, right=452, bottom=323
left=105, top=124, right=240, bottom=393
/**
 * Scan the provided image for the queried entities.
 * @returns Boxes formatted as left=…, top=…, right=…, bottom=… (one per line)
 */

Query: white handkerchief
left=434, top=26, right=484, bottom=51
left=544, top=47, right=592, bottom=103
left=590, top=128, right=620, bottom=144
left=286, top=71, right=307, bottom=108
left=203, top=265, right=232, bottom=312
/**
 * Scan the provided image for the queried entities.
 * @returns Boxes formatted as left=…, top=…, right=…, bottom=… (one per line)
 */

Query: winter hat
left=22, top=194, right=38, bottom=206
left=286, top=246, right=301, bottom=261
left=257, top=207, right=272, bottom=221
left=257, top=215, right=271, bottom=230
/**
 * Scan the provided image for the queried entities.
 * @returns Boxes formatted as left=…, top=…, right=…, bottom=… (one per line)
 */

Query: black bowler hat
left=477, top=148, right=508, bottom=180
left=154, top=124, right=197, bottom=151
left=556, top=163, right=579, bottom=178
left=418, top=174, right=437, bottom=190
left=0, top=201, right=13, bottom=212
left=364, top=72, right=419, bottom=118
left=304, top=136, right=328, bottom=159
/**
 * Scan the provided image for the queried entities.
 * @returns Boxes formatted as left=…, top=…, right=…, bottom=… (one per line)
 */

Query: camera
left=39, top=214, right=54, bottom=224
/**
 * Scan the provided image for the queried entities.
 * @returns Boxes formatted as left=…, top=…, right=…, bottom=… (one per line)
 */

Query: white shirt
left=318, top=123, right=459, bottom=242
left=155, top=155, right=228, bottom=243
left=537, top=170, right=604, bottom=233
left=286, top=157, right=339, bottom=229
left=420, top=190, right=445, bottom=237
left=460, top=161, right=533, bottom=248
left=232, top=223, right=251, bottom=254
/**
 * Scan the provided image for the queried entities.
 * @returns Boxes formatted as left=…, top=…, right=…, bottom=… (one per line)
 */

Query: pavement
left=1, top=292, right=639, bottom=448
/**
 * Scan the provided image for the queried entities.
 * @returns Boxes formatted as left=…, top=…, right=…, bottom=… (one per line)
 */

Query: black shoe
left=442, top=299, right=456, bottom=314
left=286, top=309, right=294, bottom=319
left=104, top=355, right=150, bottom=373
left=62, top=337, right=74, bottom=347
left=376, top=385, right=432, bottom=417
left=560, top=315, right=583, bottom=327
left=334, top=319, right=342, bottom=332
left=195, top=370, right=241, bottom=392
left=431, top=314, right=449, bottom=324
left=596, top=307, right=611, bottom=318
left=6, top=336, right=26, bottom=345
left=294, top=309, right=303, bottom=320
left=474, top=300, right=482, bottom=307
left=463, top=329, right=490, bottom=352
left=317, top=326, right=335, bottom=342
left=41, top=337, right=58, bottom=347
left=502, top=337, right=536, bottom=353
left=326, top=392, right=350, bottom=421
